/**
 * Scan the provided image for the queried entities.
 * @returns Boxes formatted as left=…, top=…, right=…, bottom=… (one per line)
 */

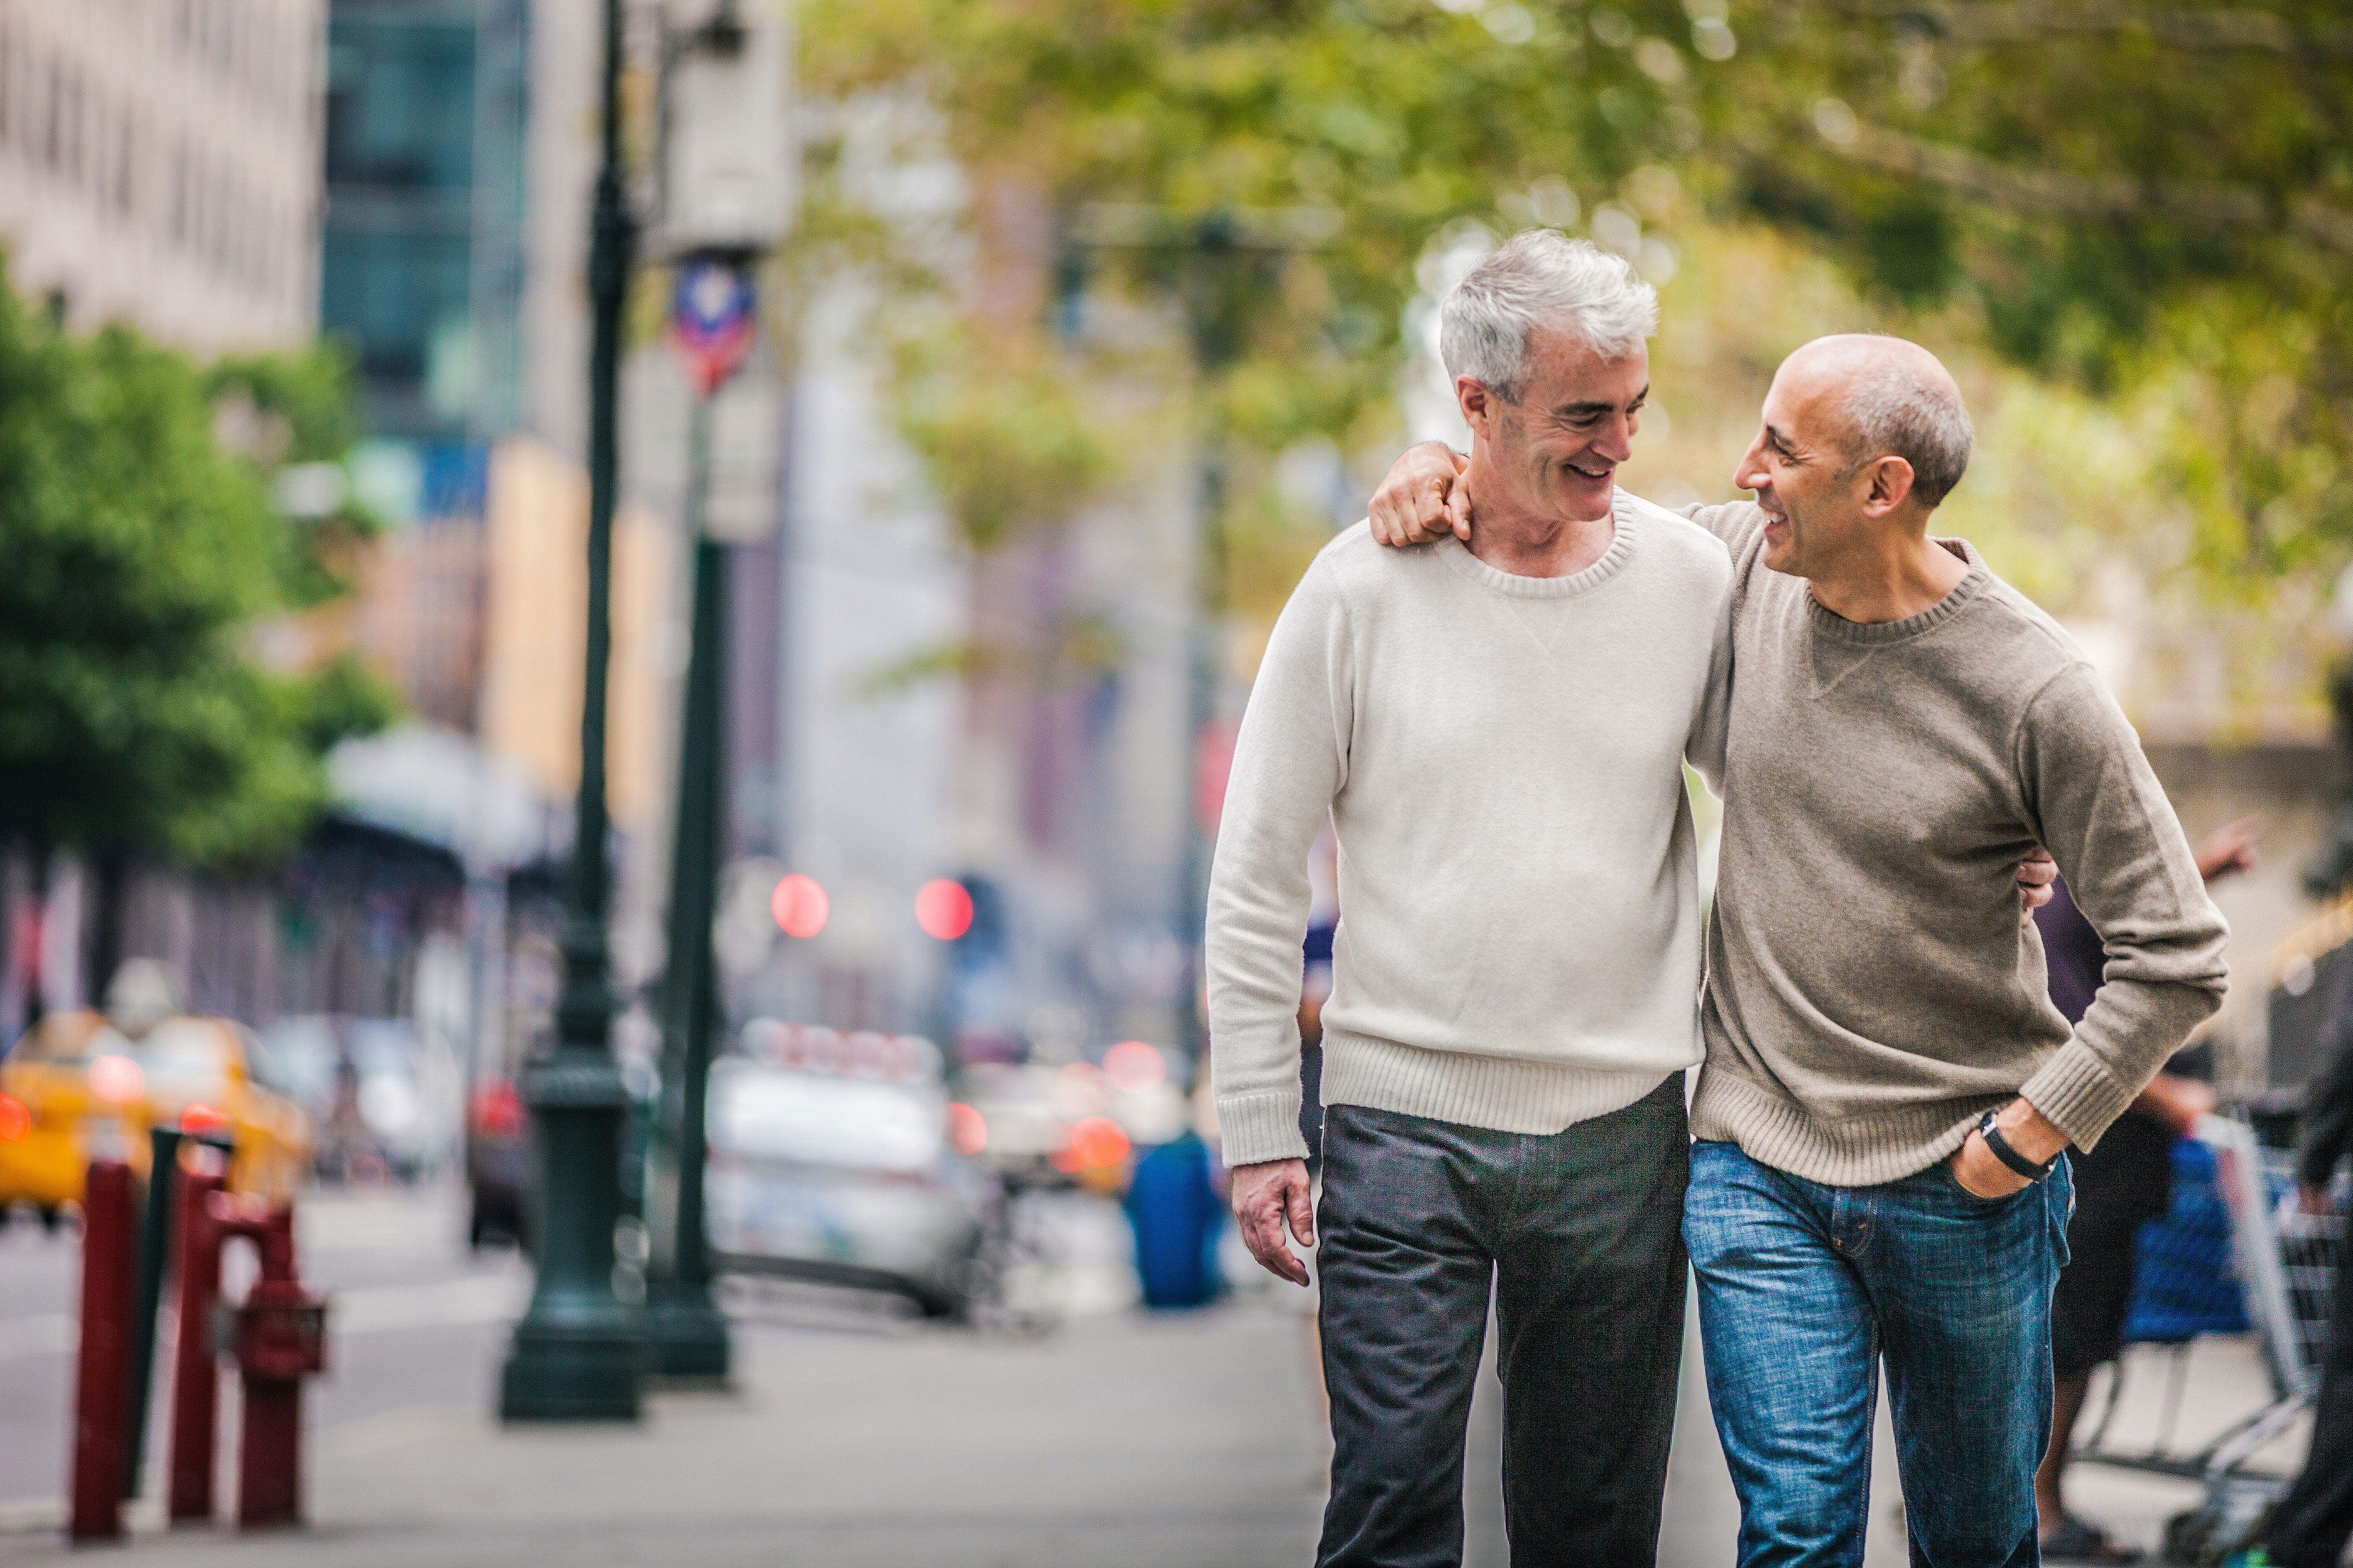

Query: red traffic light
left=771, top=874, right=829, bottom=939
left=914, top=878, right=973, bottom=940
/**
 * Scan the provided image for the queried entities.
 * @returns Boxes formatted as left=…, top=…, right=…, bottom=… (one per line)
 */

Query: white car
left=704, top=1052, right=996, bottom=1316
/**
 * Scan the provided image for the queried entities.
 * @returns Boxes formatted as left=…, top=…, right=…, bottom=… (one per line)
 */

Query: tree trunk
left=22, top=842, right=49, bottom=1035
left=87, top=850, right=127, bottom=1013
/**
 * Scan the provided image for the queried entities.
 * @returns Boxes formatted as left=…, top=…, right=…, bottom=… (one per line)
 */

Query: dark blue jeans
left=1684, top=1139, right=2072, bottom=1568
left=1316, top=1082, right=1690, bottom=1567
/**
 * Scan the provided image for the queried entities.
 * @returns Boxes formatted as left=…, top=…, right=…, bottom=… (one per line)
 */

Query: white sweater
left=1207, top=491, right=1735, bottom=1166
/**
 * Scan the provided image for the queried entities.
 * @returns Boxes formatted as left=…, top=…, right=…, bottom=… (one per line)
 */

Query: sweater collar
left=1803, top=537, right=1990, bottom=645
left=1435, top=489, right=1641, bottom=601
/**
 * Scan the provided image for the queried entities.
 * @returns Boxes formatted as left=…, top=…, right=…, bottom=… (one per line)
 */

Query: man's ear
left=1456, top=376, right=1496, bottom=442
left=1862, top=455, right=1917, bottom=518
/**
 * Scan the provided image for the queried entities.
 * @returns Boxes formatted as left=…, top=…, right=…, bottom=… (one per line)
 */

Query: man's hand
left=1367, top=443, right=1470, bottom=546
left=2302, top=1182, right=2337, bottom=1219
left=2131, top=1071, right=2217, bottom=1137
left=1229, top=1157, right=1316, bottom=1287
left=1950, top=1097, right=2070, bottom=1200
left=2017, top=848, right=2057, bottom=922
left=2195, top=817, right=2262, bottom=883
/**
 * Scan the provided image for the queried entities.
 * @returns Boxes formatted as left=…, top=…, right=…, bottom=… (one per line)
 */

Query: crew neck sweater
left=1682, top=501, right=2231, bottom=1186
left=1207, top=492, right=1734, bottom=1167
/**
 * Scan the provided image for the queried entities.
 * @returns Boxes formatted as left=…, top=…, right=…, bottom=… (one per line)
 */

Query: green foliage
left=203, top=342, right=361, bottom=464
left=891, top=329, right=1117, bottom=551
left=0, top=264, right=374, bottom=869
left=288, top=653, right=404, bottom=758
left=801, top=0, right=2353, bottom=635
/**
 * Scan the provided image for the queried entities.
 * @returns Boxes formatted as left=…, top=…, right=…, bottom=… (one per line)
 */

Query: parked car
left=463, top=1059, right=658, bottom=1251
left=705, top=1033, right=997, bottom=1317
left=463, top=1073, right=530, bottom=1248
left=0, top=1009, right=314, bottom=1221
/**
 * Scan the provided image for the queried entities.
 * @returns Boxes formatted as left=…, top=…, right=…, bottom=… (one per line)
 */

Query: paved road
left=0, top=1185, right=2282, bottom=1564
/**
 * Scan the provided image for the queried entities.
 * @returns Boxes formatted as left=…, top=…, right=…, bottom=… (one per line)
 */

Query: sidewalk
left=0, top=1292, right=1330, bottom=1568
left=0, top=1213, right=2306, bottom=1567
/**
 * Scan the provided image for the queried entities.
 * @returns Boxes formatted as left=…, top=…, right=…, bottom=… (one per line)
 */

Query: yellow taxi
left=0, top=1008, right=314, bottom=1217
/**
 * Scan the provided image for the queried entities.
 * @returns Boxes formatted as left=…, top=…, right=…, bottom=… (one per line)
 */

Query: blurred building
left=478, top=435, right=676, bottom=839
left=0, top=0, right=326, bottom=351
left=320, top=0, right=526, bottom=441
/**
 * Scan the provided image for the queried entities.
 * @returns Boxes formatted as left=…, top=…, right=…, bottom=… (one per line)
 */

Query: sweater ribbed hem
left=1216, top=1088, right=1312, bottom=1169
left=1320, top=1029, right=1677, bottom=1137
left=1688, top=1070, right=2007, bottom=1188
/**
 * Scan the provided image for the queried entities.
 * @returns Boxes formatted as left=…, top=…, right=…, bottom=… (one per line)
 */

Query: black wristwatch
left=1977, top=1109, right=2061, bottom=1182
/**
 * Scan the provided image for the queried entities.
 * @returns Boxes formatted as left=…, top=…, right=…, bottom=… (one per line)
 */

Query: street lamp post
left=497, top=0, right=644, bottom=1424
left=640, top=0, right=791, bottom=1381
left=643, top=263, right=758, bottom=1381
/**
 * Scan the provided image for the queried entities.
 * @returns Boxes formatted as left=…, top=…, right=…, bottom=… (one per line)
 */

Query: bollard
left=123, top=1125, right=183, bottom=1500
left=69, top=1159, right=138, bottom=1542
left=230, top=1205, right=324, bottom=1530
left=164, top=1167, right=227, bottom=1524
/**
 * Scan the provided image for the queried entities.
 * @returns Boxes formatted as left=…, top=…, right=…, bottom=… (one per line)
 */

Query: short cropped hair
left=1439, top=230, right=1658, bottom=404
left=1836, top=351, right=1974, bottom=509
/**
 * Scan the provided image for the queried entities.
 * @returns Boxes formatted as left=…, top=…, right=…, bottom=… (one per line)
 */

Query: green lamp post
left=497, top=0, right=644, bottom=1424
left=642, top=264, right=752, bottom=1380
left=640, top=0, right=791, bottom=1381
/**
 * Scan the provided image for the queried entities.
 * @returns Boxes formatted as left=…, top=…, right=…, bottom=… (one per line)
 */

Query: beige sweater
left=1685, top=501, right=2231, bottom=1186
left=1207, top=493, right=1734, bottom=1167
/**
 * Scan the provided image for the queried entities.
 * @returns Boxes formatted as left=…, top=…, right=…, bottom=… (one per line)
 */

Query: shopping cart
left=2068, top=1111, right=2344, bottom=1565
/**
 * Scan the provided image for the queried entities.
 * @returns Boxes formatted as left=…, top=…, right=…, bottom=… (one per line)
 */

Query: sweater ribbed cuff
left=2019, top=1041, right=2137, bottom=1153
left=1216, top=1089, right=1311, bottom=1168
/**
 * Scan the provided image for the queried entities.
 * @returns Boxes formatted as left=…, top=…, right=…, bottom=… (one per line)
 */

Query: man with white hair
left=1367, top=323, right=2232, bottom=1564
left=1208, top=230, right=1731, bottom=1564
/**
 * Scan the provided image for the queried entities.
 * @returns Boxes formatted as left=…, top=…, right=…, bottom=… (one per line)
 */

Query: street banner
left=672, top=261, right=757, bottom=396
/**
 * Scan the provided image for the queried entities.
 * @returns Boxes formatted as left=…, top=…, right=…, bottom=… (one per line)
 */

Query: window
left=113, top=111, right=132, bottom=213
left=43, top=55, right=60, bottom=170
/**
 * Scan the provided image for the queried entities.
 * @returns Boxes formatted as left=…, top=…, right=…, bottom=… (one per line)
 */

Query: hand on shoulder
left=1368, top=443, right=1470, bottom=546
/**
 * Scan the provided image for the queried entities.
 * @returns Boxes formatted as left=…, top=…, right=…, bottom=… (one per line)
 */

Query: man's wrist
left=1994, top=1097, right=2070, bottom=1165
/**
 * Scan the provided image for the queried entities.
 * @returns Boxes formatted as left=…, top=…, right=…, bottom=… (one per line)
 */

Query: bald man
left=1367, top=335, right=2230, bottom=1568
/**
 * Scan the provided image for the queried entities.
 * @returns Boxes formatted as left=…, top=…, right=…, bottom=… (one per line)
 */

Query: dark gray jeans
left=1313, top=1077, right=1690, bottom=1568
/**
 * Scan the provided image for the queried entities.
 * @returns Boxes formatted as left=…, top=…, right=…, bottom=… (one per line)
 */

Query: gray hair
left=1439, top=230, right=1658, bottom=404
left=1834, top=352, right=1974, bottom=509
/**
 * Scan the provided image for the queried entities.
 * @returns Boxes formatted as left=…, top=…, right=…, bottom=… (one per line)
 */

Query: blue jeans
left=1685, top=1139, right=2073, bottom=1568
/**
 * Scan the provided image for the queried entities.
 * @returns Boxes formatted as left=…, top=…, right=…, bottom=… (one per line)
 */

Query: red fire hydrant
left=166, top=1186, right=327, bottom=1530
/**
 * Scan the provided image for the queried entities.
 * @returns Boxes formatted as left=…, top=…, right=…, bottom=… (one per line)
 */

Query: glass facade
left=320, top=0, right=526, bottom=448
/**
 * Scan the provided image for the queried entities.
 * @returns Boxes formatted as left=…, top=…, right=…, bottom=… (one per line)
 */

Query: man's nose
left=1733, top=446, right=1768, bottom=492
left=1594, top=416, right=1635, bottom=463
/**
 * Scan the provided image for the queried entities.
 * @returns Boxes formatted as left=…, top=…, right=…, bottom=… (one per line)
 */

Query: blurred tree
left=0, top=266, right=394, bottom=1018
left=799, top=0, right=2351, bottom=618
left=1717, top=1, right=2353, bottom=588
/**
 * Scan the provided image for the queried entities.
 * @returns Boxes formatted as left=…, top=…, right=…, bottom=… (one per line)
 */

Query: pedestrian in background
left=2036, top=820, right=2259, bottom=1564
left=2231, top=1015, right=2353, bottom=1568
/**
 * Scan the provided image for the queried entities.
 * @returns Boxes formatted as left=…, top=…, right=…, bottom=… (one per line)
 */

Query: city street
left=0, top=1184, right=2302, bottom=1567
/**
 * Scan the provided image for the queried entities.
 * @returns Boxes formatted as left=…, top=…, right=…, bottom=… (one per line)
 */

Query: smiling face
left=1733, top=354, right=1873, bottom=578
left=1459, top=326, right=1648, bottom=524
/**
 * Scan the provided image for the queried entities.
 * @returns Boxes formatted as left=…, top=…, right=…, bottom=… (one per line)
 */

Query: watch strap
left=1979, top=1110, right=2057, bottom=1181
